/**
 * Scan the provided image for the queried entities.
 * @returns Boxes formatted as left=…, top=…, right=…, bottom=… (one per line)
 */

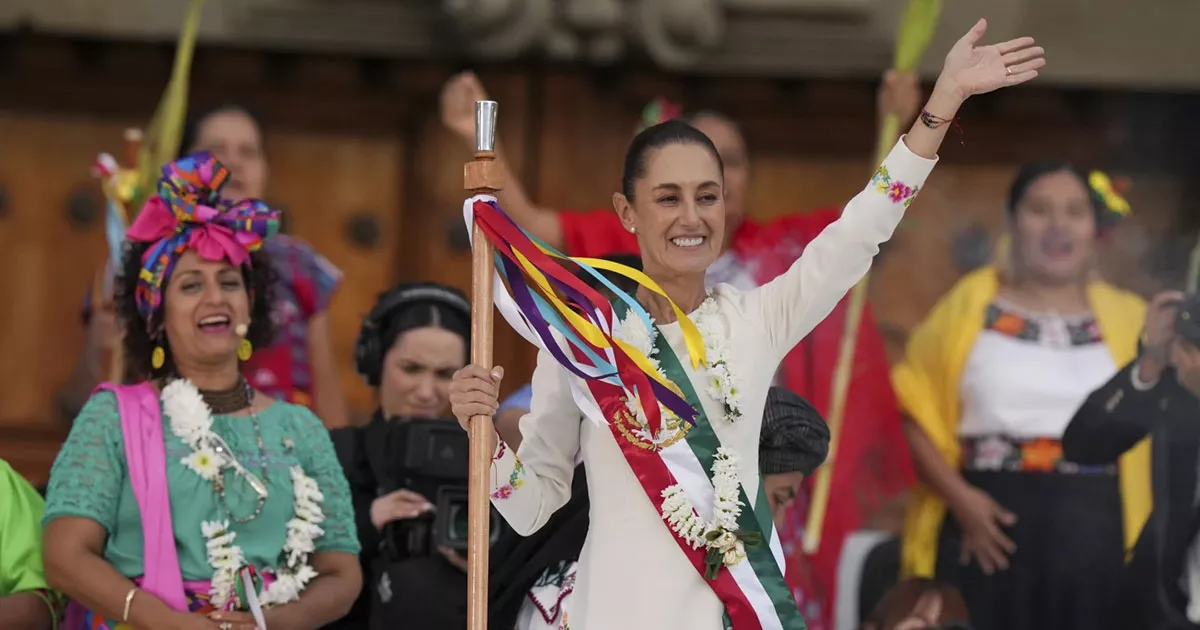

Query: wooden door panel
left=0, top=112, right=135, bottom=480
left=267, top=131, right=404, bottom=415
left=0, top=113, right=128, bottom=422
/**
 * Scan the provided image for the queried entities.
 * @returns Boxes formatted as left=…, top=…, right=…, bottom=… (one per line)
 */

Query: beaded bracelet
left=919, top=109, right=964, bottom=144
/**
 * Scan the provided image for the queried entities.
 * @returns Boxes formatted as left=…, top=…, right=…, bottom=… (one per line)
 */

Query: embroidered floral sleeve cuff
left=489, top=435, right=526, bottom=501
left=875, top=136, right=939, bottom=208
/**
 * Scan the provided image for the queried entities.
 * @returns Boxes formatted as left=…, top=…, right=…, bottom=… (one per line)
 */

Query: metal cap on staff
left=475, top=100, right=498, bottom=153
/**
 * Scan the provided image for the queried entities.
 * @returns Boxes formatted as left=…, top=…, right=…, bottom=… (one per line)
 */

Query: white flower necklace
left=660, top=448, right=758, bottom=578
left=162, top=379, right=325, bottom=609
left=612, top=296, right=743, bottom=425
left=612, top=298, right=754, bottom=576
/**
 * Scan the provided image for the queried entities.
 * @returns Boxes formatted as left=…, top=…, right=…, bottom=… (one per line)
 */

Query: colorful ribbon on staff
left=126, top=152, right=279, bottom=327
left=471, top=199, right=704, bottom=435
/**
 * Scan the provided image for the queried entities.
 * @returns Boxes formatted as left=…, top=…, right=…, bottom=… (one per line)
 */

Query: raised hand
left=937, top=18, right=1045, bottom=101
left=440, top=71, right=490, bottom=142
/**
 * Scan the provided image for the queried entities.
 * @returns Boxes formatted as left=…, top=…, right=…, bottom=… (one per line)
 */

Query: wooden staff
left=465, top=99, right=504, bottom=630
left=803, top=0, right=942, bottom=554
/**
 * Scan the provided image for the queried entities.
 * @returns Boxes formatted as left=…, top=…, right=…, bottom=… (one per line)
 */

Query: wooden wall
left=1, top=33, right=1196, bottom=483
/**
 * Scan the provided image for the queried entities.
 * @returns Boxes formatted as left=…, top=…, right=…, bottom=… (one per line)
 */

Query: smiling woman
left=614, top=121, right=726, bottom=280
left=451, top=18, right=1047, bottom=629
left=117, top=246, right=275, bottom=383
left=41, top=153, right=362, bottom=630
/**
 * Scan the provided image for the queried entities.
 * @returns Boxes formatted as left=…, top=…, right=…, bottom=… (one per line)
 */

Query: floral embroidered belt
left=960, top=435, right=1117, bottom=476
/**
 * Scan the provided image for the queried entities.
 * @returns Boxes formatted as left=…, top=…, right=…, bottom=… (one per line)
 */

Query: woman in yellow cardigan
left=892, top=162, right=1149, bottom=630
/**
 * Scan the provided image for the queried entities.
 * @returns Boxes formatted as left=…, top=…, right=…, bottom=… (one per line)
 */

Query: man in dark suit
left=1063, top=290, right=1200, bottom=630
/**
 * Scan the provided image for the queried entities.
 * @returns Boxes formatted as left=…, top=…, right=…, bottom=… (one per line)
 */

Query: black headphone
left=354, top=283, right=471, bottom=387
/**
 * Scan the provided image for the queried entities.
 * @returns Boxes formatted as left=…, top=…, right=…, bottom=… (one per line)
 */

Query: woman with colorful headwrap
left=179, top=104, right=350, bottom=428
left=893, top=162, right=1145, bottom=630
left=441, top=67, right=921, bottom=630
left=57, top=103, right=351, bottom=429
left=41, top=153, right=361, bottom=630
left=451, top=20, right=1043, bottom=630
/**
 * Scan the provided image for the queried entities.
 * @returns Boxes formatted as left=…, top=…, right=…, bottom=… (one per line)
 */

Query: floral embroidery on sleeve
left=870, top=165, right=920, bottom=207
left=490, top=440, right=526, bottom=499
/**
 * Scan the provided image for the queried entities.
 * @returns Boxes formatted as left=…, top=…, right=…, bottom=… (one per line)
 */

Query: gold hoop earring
left=238, top=338, right=253, bottom=362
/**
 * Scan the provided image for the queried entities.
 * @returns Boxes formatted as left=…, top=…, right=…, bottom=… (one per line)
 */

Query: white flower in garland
left=612, top=298, right=744, bottom=426
left=165, top=379, right=325, bottom=610
left=183, top=447, right=223, bottom=481
left=694, top=299, right=743, bottom=424
left=163, top=379, right=216, bottom=450
left=202, top=520, right=245, bottom=608
left=260, top=467, right=326, bottom=607
left=659, top=448, right=754, bottom=579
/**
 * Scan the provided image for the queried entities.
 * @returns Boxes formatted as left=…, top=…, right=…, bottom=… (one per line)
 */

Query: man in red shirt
left=442, top=72, right=921, bottom=629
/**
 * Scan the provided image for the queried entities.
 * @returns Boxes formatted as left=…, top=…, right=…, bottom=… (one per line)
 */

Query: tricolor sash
left=464, top=196, right=805, bottom=629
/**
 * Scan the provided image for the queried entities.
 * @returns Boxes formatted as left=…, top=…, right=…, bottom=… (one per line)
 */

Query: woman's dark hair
left=354, top=283, right=472, bottom=387
left=379, top=288, right=471, bottom=362
left=178, top=102, right=267, bottom=158
left=621, top=119, right=724, bottom=200
left=1005, top=160, right=1098, bottom=215
left=117, top=242, right=277, bottom=382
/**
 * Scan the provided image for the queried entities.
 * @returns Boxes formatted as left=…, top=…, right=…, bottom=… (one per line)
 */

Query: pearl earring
left=628, top=226, right=636, bottom=234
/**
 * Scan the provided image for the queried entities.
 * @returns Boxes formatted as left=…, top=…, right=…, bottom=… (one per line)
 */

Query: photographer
left=1063, top=290, right=1200, bottom=629
left=330, top=283, right=473, bottom=630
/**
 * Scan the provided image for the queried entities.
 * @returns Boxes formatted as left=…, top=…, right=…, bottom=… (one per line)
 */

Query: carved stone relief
left=7, top=0, right=1200, bottom=87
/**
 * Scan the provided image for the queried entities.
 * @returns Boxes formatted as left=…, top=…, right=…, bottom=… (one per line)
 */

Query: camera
left=1164, top=294, right=1200, bottom=348
left=380, top=419, right=503, bottom=557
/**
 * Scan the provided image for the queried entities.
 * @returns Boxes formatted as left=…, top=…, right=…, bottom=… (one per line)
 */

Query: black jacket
left=325, top=415, right=468, bottom=630
left=1063, top=362, right=1200, bottom=630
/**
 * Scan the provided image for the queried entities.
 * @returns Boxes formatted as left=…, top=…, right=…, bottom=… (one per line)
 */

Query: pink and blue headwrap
left=126, top=152, right=279, bottom=329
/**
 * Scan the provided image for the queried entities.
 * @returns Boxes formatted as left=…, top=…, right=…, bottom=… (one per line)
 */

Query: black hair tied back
left=621, top=120, right=724, bottom=200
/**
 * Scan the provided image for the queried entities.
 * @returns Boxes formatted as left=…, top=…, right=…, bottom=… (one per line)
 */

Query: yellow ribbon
left=576, top=257, right=707, bottom=369
left=1089, top=171, right=1132, bottom=216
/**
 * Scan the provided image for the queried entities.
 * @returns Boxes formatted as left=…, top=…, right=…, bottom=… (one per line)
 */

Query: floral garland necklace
left=613, top=297, right=756, bottom=577
left=661, top=448, right=761, bottom=578
left=612, top=296, right=744, bottom=427
left=162, top=379, right=326, bottom=609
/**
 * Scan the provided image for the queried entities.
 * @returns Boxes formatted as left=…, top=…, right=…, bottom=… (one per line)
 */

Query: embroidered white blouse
left=488, top=139, right=937, bottom=629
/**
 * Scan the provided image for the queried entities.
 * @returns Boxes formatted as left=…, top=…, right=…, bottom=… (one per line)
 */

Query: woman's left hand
left=208, top=611, right=260, bottom=630
left=937, top=18, right=1045, bottom=102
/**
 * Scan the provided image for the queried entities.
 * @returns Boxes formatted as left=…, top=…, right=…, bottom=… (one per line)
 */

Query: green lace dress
left=43, top=390, right=360, bottom=590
